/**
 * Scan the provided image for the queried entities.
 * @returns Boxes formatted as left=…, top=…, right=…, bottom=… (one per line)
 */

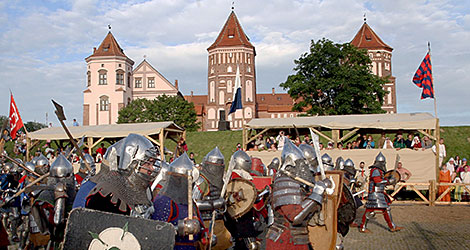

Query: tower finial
left=143, top=55, right=147, bottom=60
left=108, top=24, right=111, bottom=31
left=231, top=1, right=235, bottom=10
left=363, top=13, right=366, bottom=23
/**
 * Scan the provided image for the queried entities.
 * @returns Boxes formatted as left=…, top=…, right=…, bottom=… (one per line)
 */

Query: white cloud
left=0, top=0, right=469, bottom=126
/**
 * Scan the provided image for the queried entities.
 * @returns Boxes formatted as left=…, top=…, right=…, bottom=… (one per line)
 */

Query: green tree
left=117, top=95, right=200, bottom=131
left=280, top=38, right=388, bottom=115
left=24, top=121, right=47, bottom=132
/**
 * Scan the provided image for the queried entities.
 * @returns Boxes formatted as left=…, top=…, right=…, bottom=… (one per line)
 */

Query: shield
left=384, top=170, right=401, bottom=186
left=308, top=171, right=342, bottom=250
left=251, top=176, right=272, bottom=191
left=225, top=178, right=257, bottom=219
left=63, top=208, right=175, bottom=250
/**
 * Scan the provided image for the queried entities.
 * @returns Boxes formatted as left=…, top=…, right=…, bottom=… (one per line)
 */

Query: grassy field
left=4, top=126, right=469, bottom=164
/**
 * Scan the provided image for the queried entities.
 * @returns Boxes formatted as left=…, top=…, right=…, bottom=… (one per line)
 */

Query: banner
left=9, top=93, right=24, bottom=139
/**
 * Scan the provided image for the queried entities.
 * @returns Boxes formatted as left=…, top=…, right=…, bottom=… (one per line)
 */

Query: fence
left=386, top=181, right=470, bottom=206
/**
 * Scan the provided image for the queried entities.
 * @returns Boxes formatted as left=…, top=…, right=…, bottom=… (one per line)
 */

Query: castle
left=83, top=11, right=396, bottom=129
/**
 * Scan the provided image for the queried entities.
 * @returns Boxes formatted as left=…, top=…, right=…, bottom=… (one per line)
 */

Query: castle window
left=247, top=66, right=251, bottom=73
left=135, top=78, right=142, bottom=88
left=118, top=64, right=122, bottom=67
left=99, top=96, right=109, bottom=111
left=148, top=78, right=155, bottom=88
left=98, top=70, right=107, bottom=85
left=227, top=66, right=232, bottom=73
left=87, top=71, right=91, bottom=87
left=127, top=75, right=131, bottom=88
left=101, top=64, right=104, bottom=67
left=116, top=70, right=124, bottom=85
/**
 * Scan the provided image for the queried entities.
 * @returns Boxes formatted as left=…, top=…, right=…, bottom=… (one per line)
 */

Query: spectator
left=276, top=131, right=286, bottom=150
left=352, top=141, right=359, bottom=149
left=73, top=119, right=79, bottom=127
left=255, top=134, right=265, bottom=150
left=363, top=135, right=375, bottom=149
left=189, top=152, right=196, bottom=164
left=304, top=135, right=311, bottom=145
left=432, top=138, right=446, bottom=167
left=269, top=142, right=277, bottom=151
left=456, top=158, right=468, bottom=177
left=446, top=158, right=457, bottom=178
left=411, top=135, right=422, bottom=149
left=96, top=143, right=107, bottom=162
left=383, top=137, right=394, bottom=149
left=461, top=165, right=470, bottom=201
left=455, top=155, right=462, bottom=167
left=294, top=137, right=301, bottom=147
left=356, top=134, right=366, bottom=149
left=346, top=142, right=353, bottom=150
left=396, top=162, right=412, bottom=182
left=454, top=177, right=463, bottom=202
left=393, top=134, right=406, bottom=149
left=337, top=142, right=343, bottom=150
left=266, top=137, right=275, bottom=150
left=175, top=137, right=188, bottom=157
left=319, top=143, right=324, bottom=150
left=236, top=143, right=242, bottom=151
left=438, top=164, right=452, bottom=202
left=326, top=141, right=334, bottom=150
left=378, top=132, right=386, bottom=149
left=421, top=136, right=433, bottom=149
left=404, top=134, right=413, bottom=148
left=48, top=122, right=53, bottom=128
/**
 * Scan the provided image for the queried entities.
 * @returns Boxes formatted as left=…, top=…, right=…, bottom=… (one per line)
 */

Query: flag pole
left=428, top=42, right=440, bottom=183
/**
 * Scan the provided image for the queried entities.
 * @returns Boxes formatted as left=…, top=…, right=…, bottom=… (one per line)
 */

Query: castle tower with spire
left=351, top=19, right=397, bottom=113
left=205, top=11, right=257, bottom=130
left=83, top=31, right=134, bottom=125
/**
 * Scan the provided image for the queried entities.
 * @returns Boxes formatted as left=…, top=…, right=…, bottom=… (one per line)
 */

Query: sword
left=51, top=100, right=92, bottom=172
left=352, top=190, right=366, bottom=197
left=309, top=129, right=326, bottom=180
left=208, top=154, right=235, bottom=249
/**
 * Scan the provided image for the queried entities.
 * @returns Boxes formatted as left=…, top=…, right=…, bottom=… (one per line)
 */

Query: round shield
left=384, top=170, right=401, bottom=186
left=224, top=178, right=257, bottom=219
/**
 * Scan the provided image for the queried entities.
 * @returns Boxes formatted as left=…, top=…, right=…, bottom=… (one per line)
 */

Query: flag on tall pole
left=9, top=92, right=25, bottom=140
left=412, top=49, right=434, bottom=99
left=229, top=64, right=243, bottom=115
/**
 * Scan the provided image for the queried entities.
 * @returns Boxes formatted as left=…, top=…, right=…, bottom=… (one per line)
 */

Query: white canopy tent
left=26, top=122, right=185, bottom=161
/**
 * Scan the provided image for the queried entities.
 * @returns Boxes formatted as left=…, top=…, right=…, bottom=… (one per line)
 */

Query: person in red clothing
left=74, top=153, right=96, bottom=187
left=266, top=140, right=328, bottom=249
left=95, top=143, right=107, bottom=162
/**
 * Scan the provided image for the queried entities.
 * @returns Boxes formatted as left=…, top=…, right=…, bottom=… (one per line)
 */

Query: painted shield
left=251, top=176, right=272, bottom=191
left=308, top=171, right=342, bottom=250
left=337, top=183, right=356, bottom=236
left=63, top=208, right=175, bottom=250
left=225, top=178, right=257, bottom=219
left=384, top=170, right=402, bottom=186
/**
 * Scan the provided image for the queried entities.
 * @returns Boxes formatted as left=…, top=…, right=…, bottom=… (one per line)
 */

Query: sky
left=0, top=0, right=469, bottom=126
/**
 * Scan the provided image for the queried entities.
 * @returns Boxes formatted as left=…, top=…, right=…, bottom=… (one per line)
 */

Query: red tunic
left=266, top=204, right=309, bottom=250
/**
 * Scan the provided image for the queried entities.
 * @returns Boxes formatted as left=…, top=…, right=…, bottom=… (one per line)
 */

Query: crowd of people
left=439, top=155, right=470, bottom=202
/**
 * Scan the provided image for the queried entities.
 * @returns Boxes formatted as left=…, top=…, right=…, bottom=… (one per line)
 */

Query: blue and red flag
left=412, top=52, right=434, bottom=99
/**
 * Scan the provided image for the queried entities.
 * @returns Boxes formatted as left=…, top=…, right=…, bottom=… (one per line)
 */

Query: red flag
left=9, top=93, right=24, bottom=139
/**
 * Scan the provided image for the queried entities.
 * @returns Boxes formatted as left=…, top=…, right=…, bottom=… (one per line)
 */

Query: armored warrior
left=152, top=152, right=203, bottom=249
left=224, top=150, right=268, bottom=249
left=321, top=153, right=334, bottom=171
left=0, top=161, right=21, bottom=243
left=30, top=154, right=76, bottom=248
left=266, top=140, right=328, bottom=249
left=85, top=134, right=158, bottom=218
left=74, top=153, right=96, bottom=188
left=33, top=154, right=50, bottom=176
left=267, top=157, right=280, bottom=176
left=359, top=152, right=403, bottom=233
left=192, top=147, right=231, bottom=250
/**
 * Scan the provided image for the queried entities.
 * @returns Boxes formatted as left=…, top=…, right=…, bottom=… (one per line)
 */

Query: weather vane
left=143, top=55, right=147, bottom=60
left=108, top=24, right=111, bottom=30
left=363, top=13, right=366, bottom=22
left=231, top=1, right=235, bottom=10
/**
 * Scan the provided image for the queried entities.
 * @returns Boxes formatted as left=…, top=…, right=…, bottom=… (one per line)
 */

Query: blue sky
left=0, top=0, right=469, bottom=126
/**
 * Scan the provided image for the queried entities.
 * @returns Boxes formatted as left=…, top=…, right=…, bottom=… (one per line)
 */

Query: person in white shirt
left=432, top=138, right=446, bottom=167
left=276, top=131, right=286, bottom=150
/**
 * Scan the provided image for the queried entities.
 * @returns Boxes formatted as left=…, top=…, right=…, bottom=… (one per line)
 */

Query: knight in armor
left=192, top=147, right=231, bottom=250
left=74, top=153, right=96, bottom=188
left=224, top=151, right=268, bottom=249
left=72, top=138, right=124, bottom=209
left=335, top=157, right=345, bottom=170
left=152, top=152, right=203, bottom=249
left=321, top=153, right=334, bottom=171
left=266, top=140, right=328, bottom=249
left=30, top=154, right=76, bottom=248
left=267, top=157, right=280, bottom=176
left=359, top=152, right=403, bottom=233
left=0, top=161, right=21, bottom=243
left=85, top=134, right=158, bottom=218
left=33, top=154, right=50, bottom=177
left=17, top=161, right=36, bottom=249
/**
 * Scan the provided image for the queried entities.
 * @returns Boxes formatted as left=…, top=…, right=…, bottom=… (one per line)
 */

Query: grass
left=4, top=126, right=469, bottom=165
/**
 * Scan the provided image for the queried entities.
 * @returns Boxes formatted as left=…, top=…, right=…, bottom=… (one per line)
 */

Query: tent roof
left=246, top=113, right=436, bottom=130
left=28, top=122, right=184, bottom=141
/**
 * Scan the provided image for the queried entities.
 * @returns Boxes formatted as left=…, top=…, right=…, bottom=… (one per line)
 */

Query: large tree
left=117, top=95, right=200, bottom=131
left=280, top=38, right=388, bottom=115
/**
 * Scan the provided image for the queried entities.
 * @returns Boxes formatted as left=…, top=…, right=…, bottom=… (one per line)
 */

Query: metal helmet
left=3, top=162, right=12, bottom=173
left=25, top=161, right=36, bottom=173
left=321, top=153, right=333, bottom=166
left=335, top=157, right=345, bottom=170
left=281, top=139, right=304, bottom=169
left=49, top=154, right=74, bottom=178
left=80, top=154, right=96, bottom=171
left=118, top=133, right=159, bottom=172
left=160, top=152, right=193, bottom=204
left=232, top=150, right=252, bottom=172
left=298, top=144, right=318, bottom=172
left=35, top=154, right=49, bottom=168
left=104, top=138, right=125, bottom=171
left=375, top=152, right=386, bottom=164
left=14, top=158, right=24, bottom=166
left=344, top=159, right=354, bottom=168
left=200, top=147, right=225, bottom=189
left=31, top=156, right=38, bottom=166
left=267, top=157, right=280, bottom=172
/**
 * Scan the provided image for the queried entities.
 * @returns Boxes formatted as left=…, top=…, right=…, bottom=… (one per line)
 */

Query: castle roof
left=208, top=11, right=255, bottom=52
left=86, top=32, right=133, bottom=62
left=350, top=22, right=392, bottom=52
